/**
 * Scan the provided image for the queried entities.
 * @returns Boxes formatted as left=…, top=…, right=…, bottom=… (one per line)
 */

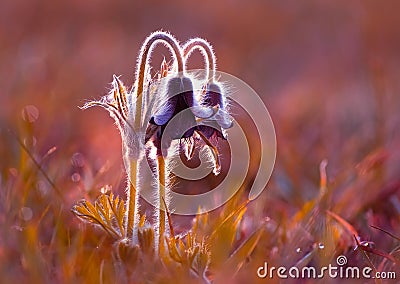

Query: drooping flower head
left=181, top=38, right=234, bottom=174
left=198, top=82, right=233, bottom=139
left=145, top=58, right=215, bottom=157
left=182, top=38, right=233, bottom=138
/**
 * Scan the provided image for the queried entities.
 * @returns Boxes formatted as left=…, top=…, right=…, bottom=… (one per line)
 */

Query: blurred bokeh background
left=1, top=1, right=400, bottom=282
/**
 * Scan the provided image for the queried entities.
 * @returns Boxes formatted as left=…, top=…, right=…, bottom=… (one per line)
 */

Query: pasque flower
left=78, top=31, right=234, bottom=253
left=145, top=74, right=216, bottom=155
left=180, top=38, right=234, bottom=174
left=82, top=31, right=189, bottom=249
left=197, top=82, right=233, bottom=139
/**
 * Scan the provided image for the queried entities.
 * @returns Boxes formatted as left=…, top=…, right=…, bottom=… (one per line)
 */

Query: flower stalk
left=126, top=32, right=185, bottom=243
left=182, top=38, right=216, bottom=82
left=157, top=155, right=166, bottom=253
left=182, top=38, right=233, bottom=175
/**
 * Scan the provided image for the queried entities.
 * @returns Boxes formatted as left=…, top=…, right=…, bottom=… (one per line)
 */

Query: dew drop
left=12, top=225, right=23, bottom=232
left=36, top=180, right=49, bottom=196
left=23, top=136, right=37, bottom=148
left=71, top=173, right=81, bottom=182
left=20, top=207, right=33, bottom=221
left=296, top=247, right=301, bottom=253
left=318, top=243, right=325, bottom=249
left=21, top=105, right=39, bottom=123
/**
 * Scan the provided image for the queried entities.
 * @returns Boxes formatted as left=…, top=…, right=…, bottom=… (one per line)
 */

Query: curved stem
left=127, top=32, right=183, bottom=243
left=134, top=31, right=184, bottom=129
left=182, top=38, right=216, bottom=82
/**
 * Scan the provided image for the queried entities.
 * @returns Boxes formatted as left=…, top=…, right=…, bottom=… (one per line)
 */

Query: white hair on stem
left=181, top=38, right=227, bottom=175
left=182, top=38, right=216, bottom=82
left=133, top=31, right=184, bottom=129
left=128, top=31, right=185, bottom=251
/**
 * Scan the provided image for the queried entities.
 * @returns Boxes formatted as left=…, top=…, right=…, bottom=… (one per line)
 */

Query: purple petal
left=182, top=127, right=196, bottom=138
left=204, top=91, right=223, bottom=107
left=198, top=125, right=226, bottom=139
left=152, top=96, right=178, bottom=125
left=197, top=125, right=215, bottom=138
left=203, top=83, right=224, bottom=107
left=166, top=76, right=194, bottom=101
left=191, top=105, right=216, bottom=118
left=215, top=109, right=233, bottom=129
